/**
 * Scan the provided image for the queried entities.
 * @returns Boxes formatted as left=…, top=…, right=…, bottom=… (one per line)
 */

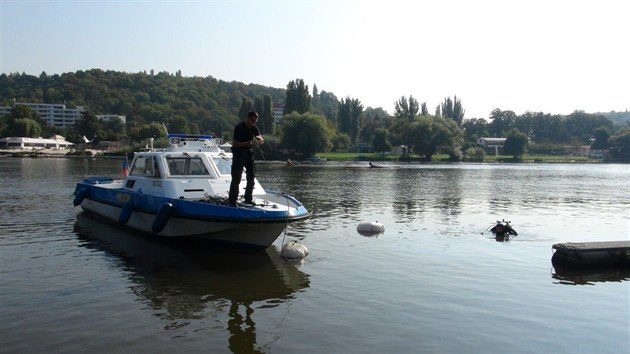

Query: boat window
left=212, top=156, right=232, bottom=175
left=166, top=156, right=212, bottom=177
left=189, top=158, right=209, bottom=175
left=130, top=156, right=161, bottom=178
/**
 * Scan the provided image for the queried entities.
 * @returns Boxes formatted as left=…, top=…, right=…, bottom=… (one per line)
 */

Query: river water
left=1, top=158, right=628, bottom=353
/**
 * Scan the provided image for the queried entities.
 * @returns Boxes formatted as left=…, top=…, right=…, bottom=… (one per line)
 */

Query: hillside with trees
left=1, top=70, right=628, bottom=161
left=0, top=69, right=285, bottom=141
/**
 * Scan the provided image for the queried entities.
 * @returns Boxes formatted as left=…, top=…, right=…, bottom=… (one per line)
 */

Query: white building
left=0, top=135, right=74, bottom=150
left=0, top=102, right=85, bottom=129
left=477, top=137, right=507, bottom=156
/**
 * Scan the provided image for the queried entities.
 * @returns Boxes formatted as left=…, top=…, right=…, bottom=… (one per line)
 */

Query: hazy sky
left=1, top=0, right=628, bottom=118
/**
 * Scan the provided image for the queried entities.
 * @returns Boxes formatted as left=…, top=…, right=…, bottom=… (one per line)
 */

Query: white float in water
left=357, top=221, right=385, bottom=236
left=281, top=241, right=309, bottom=260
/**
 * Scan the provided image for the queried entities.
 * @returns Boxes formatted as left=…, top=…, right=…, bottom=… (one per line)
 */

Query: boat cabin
left=124, top=134, right=262, bottom=199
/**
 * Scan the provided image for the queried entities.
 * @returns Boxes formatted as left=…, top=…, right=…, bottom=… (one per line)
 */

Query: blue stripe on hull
left=73, top=182, right=310, bottom=224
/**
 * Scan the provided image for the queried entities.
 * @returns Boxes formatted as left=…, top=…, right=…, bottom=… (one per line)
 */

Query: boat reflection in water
left=552, top=265, right=630, bottom=285
left=73, top=212, right=310, bottom=353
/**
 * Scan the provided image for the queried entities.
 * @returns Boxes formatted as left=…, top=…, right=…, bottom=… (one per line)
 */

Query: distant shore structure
left=0, top=102, right=85, bottom=129
left=0, top=135, right=74, bottom=150
left=477, top=137, right=507, bottom=156
left=0, top=101, right=125, bottom=128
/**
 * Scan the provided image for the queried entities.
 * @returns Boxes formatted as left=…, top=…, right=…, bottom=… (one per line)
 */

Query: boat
left=72, top=134, right=310, bottom=248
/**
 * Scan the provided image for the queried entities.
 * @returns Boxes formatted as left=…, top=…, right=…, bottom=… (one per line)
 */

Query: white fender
left=357, top=221, right=385, bottom=236
left=281, top=241, right=309, bottom=260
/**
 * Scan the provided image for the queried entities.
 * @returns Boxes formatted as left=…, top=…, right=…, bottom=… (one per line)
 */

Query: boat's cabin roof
left=128, top=134, right=233, bottom=179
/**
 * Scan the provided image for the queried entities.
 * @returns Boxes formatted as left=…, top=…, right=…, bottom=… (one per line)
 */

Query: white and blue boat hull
left=74, top=178, right=309, bottom=248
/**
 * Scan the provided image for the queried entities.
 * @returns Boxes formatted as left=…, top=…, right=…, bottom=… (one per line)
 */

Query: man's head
left=246, top=111, right=259, bottom=127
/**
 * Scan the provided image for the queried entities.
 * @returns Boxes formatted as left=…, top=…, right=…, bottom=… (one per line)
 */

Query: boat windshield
left=211, top=156, right=231, bottom=175
left=166, top=156, right=211, bottom=176
left=130, top=156, right=161, bottom=178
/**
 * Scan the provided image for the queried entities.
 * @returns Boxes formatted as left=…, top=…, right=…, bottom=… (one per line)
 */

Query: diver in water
left=490, top=219, right=518, bottom=237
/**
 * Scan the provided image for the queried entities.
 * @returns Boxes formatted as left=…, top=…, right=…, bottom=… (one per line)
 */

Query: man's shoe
left=228, top=201, right=237, bottom=207
left=243, top=200, right=256, bottom=206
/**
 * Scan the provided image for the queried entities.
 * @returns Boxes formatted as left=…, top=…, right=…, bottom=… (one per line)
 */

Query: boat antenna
left=162, top=122, right=169, bottom=135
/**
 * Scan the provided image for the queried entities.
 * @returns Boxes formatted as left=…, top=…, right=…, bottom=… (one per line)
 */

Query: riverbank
left=0, top=148, right=107, bottom=158
left=315, top=152, right=607, bottom=163
left=0, top=148, right=618, bottom=164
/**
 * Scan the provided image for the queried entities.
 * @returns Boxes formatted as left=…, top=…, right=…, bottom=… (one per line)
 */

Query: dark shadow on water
left=73, top=212, right=310, bottom=353
left=552, top=265, right=630, bottom=285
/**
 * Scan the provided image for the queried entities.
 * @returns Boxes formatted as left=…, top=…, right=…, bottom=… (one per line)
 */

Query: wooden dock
left=552, top=241, right=630, bottom=268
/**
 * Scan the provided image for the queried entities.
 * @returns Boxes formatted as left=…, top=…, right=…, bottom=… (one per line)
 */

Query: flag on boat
left=122, top=155, right=129, bottom=176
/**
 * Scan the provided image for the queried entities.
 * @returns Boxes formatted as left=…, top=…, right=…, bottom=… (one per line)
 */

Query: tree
left=441, top=97, right=453, bottom=122
left=489, top=109, right=517, bottom=137
left=358, top=108, right=391, bottom=144
left=462, top=118, right=489, bottom=144
left=394, top=95, right=419, bottom=122
left=452, top=96, right=465, bottom=125
left=565, top=110, right=613, bottom=144
left=607, top=128, right=630, bottom=160
left=529, top=112, right=564, bottom=143
left=168, top=116, right=191, bottom=135
left=138, top=122, right=167, bottom=141
left=332, top=133, right=351, bottom=152
left=76, top=111, right=104, bottom=141
left=284, top=79, right=311, bottom=114
left=311, top=84, right=320, bottom=113
left=337, top=97, right=363, bottom=143
left=3, top=105, right=43, bottom=137
left=280, top=112, right=332, bottom=156
left=8, top=105, right=41, bottom=122
left=372, top=128, right=391, bottom=153
left=465, top=147, right=486, bottom=162
left=503, top=128, right=528, bottom=159
left=260, top=94, right=275, bottom=135
left=238, top=97, right=253, bottom=121
left=103, top=117, right=126, bottom=140
left=317, top=90, right=339, bottom=125
left=410, top=115, right=463, bottom=161
left=254, top=96, right=263, bottom=116
left=388, top=119, right=412, bottom=151
left=349, top=98, right=364, bottom=143
left=420, top=102, right=429, bottom=116
left=591, top=126, right=610, bottom=149
left=8, top=118, right=42, bottom=137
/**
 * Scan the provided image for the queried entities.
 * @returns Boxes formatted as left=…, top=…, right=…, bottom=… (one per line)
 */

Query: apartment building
left=272, top=103, right=284, bottom=123
left=0, top=102, right=86, bottom=129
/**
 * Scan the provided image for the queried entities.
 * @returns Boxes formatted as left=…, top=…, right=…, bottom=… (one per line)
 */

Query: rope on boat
left=255, top=143, right=299, bottom=258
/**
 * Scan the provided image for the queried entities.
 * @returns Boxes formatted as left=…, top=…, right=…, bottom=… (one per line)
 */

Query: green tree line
left=1, top=70, right=628, bottom=160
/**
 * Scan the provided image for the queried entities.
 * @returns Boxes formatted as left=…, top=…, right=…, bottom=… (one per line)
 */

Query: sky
left=1, top=0, right=628, bottom=118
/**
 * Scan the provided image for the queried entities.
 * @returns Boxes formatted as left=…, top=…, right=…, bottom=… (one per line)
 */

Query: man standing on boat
left=228, top=111, right=264, bottom=207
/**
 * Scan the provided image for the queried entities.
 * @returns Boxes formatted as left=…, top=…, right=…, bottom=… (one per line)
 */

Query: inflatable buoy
left=73, top=188, right=87, bottom=206
left=152, top=202, right=173, bottom=233
left=357, top=221, right=385, bottom=236
left=281, top=241, right=309, bottom=260
left=118, top=200, right=134, bottom=225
